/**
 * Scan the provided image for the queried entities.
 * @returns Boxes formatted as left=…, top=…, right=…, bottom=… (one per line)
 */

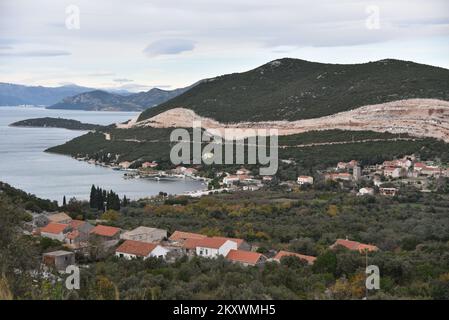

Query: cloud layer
left=0, top=0, right=448, bottom=89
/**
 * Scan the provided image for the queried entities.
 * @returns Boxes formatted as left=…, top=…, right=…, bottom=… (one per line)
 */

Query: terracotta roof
left=332, top=239, right=378, bottom=252
left=48, top=212, right=71, bottom=223
left=69, top=220, right=85, bottom=229
left=182, top=238, right=203, bottom=250
left=116, top=240, right=158, bottom=257
left=169, top=231, right=206, bottom=242
left=226, top=249, right=264, bottom=265
left=274, top=250, right=316, bottom=264
left=90, top=225, right=121, bottom=237
left=40, top=222, right=69, bottom=234
left=414, top=162, right=426, bottom=168
left=196, top=237, right=231, bottom=249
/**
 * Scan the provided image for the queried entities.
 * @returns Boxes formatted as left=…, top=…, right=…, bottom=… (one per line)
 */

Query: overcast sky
left=1, top=0, right=448, bottom=91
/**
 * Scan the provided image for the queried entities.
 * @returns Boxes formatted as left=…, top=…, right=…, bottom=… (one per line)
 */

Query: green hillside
left=138, top=58, right=449, bottom=123
left=46, top=128, right=449, bottom=171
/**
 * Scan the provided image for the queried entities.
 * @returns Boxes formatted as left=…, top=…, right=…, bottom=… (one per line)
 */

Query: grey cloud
left=143, top=39, right=195, bottom=57
left=0, top=50, right=71, bottom=57
left=113, top=78, right=133, bottom=83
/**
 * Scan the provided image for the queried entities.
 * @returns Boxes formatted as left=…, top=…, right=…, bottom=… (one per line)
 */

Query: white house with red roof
left=226, top=249, right=266, bottom=266
left=40, top=222, right=70, bottom=241
left=195, top=237, right=238, bottom=258
left=297, top=175, right=314, bottom=185
left=115, top=240, right=169, bottom=260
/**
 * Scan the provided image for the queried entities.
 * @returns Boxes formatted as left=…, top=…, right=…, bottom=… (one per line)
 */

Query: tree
left=313, top=251, right=337, bottom=275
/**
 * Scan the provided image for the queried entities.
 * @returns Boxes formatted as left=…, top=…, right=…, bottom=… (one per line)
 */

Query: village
left=29, top=153, right=449, bottom=275
left=111, top=153, right=449, bottom=198
left=31, top=210, right=379, bottom=274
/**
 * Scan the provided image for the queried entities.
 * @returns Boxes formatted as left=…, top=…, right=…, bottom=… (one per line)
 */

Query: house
left=172, top=166, right=187, bottom=174
left=262, top=176, right=273, bottom=182
left=236, top=168, right=251, bottom=175
left=297, top=176, right=314, bottom=185
left=184, top=168, right=198, bottom=176
left=47, top=212, right=72, bottom=224
left=325, top=173, right=352, bottom=181
left=226, top=249, right=266, bottom=266
left=195, top=237, right=238, bottom=258
left=213, top=236, right=251, bottom=251
left=115, top=240, right=169, bottom=260
left=223, top=175, right=240, bottom=186
left=379, top=187, right=398, bottom=196
left=353, top=166, right=362, bottom=181
left=169, top=231, right=206, bottom=243
left=42, top=250, right=75, bottom=271
left=119, top=161, right=132, bottom=169
left=40, top=222, right=70, bottom=241
left=358, top=187, right=375, bottom=196
left=413, top=162, right=426, bottom=172
left=337, top=160, right=358, bottom=170
left=90, top=225, right=121, bottom=241
left=142, top=161, right=158, bottom=169
left=330, top=239, right=378, bottom=253
left=65, top=220, right=93, bottom=248
left=180, top=238, right=204, bottom=255
left=121, top=226, right=167, bottom=243
left=383, top=167, right=404, bottom=178
left=273, top=250, right=317, bottom=265
left=420, top=166, right=441, bottom=177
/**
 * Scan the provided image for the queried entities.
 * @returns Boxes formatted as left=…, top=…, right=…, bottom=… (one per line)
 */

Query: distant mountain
left=47, top=85, right=194, bottom=111
left=0, top=83, right=94, bottom=106
left=138, top=58, right=449, bottom=123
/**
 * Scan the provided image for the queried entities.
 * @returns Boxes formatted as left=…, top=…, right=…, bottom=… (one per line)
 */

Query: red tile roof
left=169, top=231, right=206, bottom=242
left=331, top=239, right=378, bottom=252
left=182, top=238, right=203, bottom=250
left=116, top=240, right=158, bottom=257
left=226, top=249, right=264, bottom=265
left=196, top=237, right=231, bottom=249
left=90, top=225, right=121, bottom=237
left=40, top=222, right=69, bottom=234
left=274, top=250, right=316, bottom=264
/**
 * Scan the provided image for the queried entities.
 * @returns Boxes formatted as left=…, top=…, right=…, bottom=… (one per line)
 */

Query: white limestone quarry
left=129, top=99, right=449, bottom=142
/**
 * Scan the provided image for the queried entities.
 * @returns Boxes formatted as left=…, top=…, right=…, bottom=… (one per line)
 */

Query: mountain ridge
left=47, top=84, right=196, bottom=111
left=138, top=58, right=449, bottom=123
left=0, top=82, right=94, bottom=106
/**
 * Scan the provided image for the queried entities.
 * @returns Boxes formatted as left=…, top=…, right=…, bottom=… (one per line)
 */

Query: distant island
left=10, top=117, right=104, bottom=131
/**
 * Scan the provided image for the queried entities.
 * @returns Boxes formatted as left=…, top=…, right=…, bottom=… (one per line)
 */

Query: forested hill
left=138, top=58, right=449, bottom=123
left=10, top=117, right=104, bottom=131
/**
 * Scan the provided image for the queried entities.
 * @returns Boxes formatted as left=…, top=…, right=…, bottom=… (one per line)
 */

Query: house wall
left=218, top=240, right=238, bottom=257
left=149, top=245, right=169, bottom=258
left=55, top=254, right=75, bottom=271
left=116, top=246, right=169, bottom=260
left=122, top=229, right=167, bottom=243
left=196, top=247, right=219, bottom=258
left=41, top=231, right=65, bottom=242
left=115, top=252, right=137, bottom=260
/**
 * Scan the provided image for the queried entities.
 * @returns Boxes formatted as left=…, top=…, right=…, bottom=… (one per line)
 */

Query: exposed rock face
left=134, top=99, right=449, bottom=142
